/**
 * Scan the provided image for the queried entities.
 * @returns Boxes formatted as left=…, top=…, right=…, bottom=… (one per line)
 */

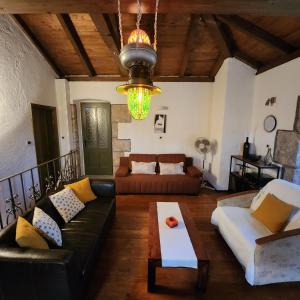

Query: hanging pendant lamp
left=116, top=0, right=161, bottom=120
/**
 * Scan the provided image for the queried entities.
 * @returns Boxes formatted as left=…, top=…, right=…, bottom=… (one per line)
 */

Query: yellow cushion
left=64, top=177, right=96, bottom=203
left=16, top=217, right=49, bottom=249
left=251, top=193, right=295, bottom=233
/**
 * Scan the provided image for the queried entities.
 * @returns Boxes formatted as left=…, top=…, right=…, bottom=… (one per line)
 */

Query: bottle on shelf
left=243, top=137, right=250, bottom=159
left=264, top=145, right=273, bottom=165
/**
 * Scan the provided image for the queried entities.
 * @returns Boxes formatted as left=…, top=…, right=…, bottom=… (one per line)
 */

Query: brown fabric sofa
left=115, top=154, right=202, bottom=195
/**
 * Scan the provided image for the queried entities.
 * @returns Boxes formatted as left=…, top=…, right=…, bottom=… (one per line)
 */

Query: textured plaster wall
left=0, top=15, right=57, bottom=179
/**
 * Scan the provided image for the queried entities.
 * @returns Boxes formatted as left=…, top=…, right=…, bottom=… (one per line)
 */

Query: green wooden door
left=81, top=103, right=113, bottom=175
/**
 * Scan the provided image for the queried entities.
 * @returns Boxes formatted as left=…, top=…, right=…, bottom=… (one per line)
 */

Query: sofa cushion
left=15, top=216, right=49, bottom=250
left=251, top=193, right=295, bottom=233
left=131, top=161, right=156, bottom=174
left=157, top=154, right=186, bottom=164
left=128, top=154, right=157, bottom=169
left=116, top=174, right=200, bottom=194
left=49, top=188, right=85, bottom=223
left=159, top=162, right=185, bottom=175
left=61, top=198, right=115, bottom=277
left=251, top=179, right=300, bottom=212
left=65, top=177, right=97, bottom=203
left=211, top=206, right=271, bottom=268
left=33, top=207, right=62, bottom=246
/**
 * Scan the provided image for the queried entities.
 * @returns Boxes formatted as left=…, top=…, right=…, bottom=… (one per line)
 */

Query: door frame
left=74, top=99, right=112, bottom=176
left=31, top=103, right=60, bottom=164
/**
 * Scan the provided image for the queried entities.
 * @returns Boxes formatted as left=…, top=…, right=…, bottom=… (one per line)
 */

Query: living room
left=1, top=1, right=300, bottom=299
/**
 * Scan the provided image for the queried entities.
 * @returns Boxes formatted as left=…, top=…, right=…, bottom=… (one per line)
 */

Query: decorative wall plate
left=264, top=115, right=277, bottom=132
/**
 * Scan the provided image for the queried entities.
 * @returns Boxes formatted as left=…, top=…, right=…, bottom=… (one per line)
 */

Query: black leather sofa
left=0, top=180, right=115, bottom=300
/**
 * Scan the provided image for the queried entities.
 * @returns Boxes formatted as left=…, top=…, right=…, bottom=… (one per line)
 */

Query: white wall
left=208, top=58, right=255, bottom=189
left=250, top=58, right=300, bottom=156
left=55, top=79, right=72, bottom=155
left=0, top=15, right=57, bottom=178
left=69, top=81, right=213, bottom=168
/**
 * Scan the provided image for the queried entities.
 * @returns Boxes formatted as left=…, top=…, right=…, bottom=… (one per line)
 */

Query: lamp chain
left=136, top=0, right=142, bottom=30
left=117, top=0, right=124, bottom=49
left=153, top=0, right=159, bottom=51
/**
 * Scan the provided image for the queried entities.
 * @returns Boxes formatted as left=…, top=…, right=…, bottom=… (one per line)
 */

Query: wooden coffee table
left=148, top=202, right=209, bottom=292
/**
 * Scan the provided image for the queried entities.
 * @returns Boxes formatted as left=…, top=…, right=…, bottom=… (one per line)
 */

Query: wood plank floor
left=85, top=190, right=300, bottom=300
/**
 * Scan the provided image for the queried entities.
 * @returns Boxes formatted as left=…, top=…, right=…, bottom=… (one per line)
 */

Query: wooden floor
left=85, top=190, right=300, bottom=300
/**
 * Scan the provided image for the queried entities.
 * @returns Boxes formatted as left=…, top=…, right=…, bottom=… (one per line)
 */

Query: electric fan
left=194, top=137, right=215, bottom=190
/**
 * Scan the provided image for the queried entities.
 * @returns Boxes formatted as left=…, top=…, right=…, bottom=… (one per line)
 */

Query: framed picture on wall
left=154, top=114, right=167, bottom=133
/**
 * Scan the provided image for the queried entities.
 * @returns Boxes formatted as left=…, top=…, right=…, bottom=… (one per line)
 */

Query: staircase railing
left=0, top=150, right=79, bottom=229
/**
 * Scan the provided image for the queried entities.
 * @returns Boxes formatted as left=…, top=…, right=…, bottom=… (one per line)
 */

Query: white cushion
left=211, top=206, right=271, bottom=285
left=284, top=209, right=300, bottom=231
left=159, top=162, right=185, bottom=175
left=131, top=161, right=156, bottom=174
left=49, top=188, right=85, bottom=223
left=251, top=179, right=300, bottom=212
left=32, top=207, right=62, bottom=246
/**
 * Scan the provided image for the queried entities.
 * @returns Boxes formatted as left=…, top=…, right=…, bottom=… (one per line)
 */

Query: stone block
left=113, top=151, right=124, bottom=167
left=111, top=104, right=131, bottom=123
left=112, top=122, right=118, bottom=138
left=112, top=138, right=131, bottom=152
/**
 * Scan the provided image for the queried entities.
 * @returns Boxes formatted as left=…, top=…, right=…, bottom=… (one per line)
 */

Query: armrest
left=217, top=190, right=258, bottom=208
left=115, top=165, right=129, bottom=177
left=91, top=181, right=115, bottom=198
left=256, top=228, right=300, bottom=245
left=0, top=248, right=81, bottom=299
left=186, top=165, right=202, bottom=178
left=253, top=233, right=300, bottom=285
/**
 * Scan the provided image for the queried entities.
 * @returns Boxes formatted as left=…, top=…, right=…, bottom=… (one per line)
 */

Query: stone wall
left=111, top=104, right=131, bottom=173
left=274, top=96, right=300, bottom=184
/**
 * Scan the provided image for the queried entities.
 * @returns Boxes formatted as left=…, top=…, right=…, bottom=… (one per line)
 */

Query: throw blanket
left=157, top=202, right=197, bottom=268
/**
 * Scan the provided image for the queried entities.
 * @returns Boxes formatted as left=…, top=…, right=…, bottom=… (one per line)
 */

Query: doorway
left=81, top=102, right=113, bottom=175
left=31, top=104, right=60, bottom=192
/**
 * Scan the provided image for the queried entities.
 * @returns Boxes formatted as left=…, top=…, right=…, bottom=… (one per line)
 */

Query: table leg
left=148, top=260, right=156, bottom=292
left=197, top=261, right=209, bottom=292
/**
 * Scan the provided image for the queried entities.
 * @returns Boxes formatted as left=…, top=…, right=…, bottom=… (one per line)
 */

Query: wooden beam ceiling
left=57, top=14, right=96, bottom=76
left=217, top=15, right=296, bottom=54
left=2, top=1, right=300, bottom=15
left=66, top=75, right=214, bottom=82
left=203, top=15, right=233, bottom=58
left=179, top=15, right=201, bottom=76
left=10, top=14, right=64, bottom=77
left=257, top=49, right=300, bottom=74
left=89, top=13, right=126, bottom=76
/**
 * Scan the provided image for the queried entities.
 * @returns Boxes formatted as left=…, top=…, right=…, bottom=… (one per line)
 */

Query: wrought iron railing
left=0, top=150, right=79, bottom=230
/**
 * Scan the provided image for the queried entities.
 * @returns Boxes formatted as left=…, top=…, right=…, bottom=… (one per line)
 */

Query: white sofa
left=211, top=179, right=300, bottom=286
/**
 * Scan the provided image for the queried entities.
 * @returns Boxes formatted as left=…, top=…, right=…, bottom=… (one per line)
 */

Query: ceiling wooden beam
left=57, top=14, right=96, bottom=77
left=217, top=15, right=296, bottom=54
left=210, top=55, right=225, bottom=77
left=180, top=15, right=201, bottom=76
left=203, top=15, right=233, bottom=58
left=90, top=13, right=127, bottom=76
left=2, top=1, right=300, bottom=15
left=65, top=75, right=214, bottom=82
left=257, top=49, right=300, bottom=74
left=234, top=51, right=262, bottom=70
left=10, top=14, right=64, bottom=77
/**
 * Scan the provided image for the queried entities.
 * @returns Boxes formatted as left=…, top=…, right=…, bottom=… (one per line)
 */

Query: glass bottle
left=243, top=137, right=250, bottom=159
left=264, top=145, right=273, bottom=165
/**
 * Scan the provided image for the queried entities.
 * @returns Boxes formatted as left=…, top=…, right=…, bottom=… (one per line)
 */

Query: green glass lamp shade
left=127, top=87, right=151, bottom=120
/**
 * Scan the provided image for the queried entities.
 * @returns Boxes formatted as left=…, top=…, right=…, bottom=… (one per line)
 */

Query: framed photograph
left=154, top=114, right=167, bottom=133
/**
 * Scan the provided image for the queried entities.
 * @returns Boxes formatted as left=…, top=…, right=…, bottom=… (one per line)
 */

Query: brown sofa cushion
left=129, top=154, right=157, bottom=169
left=115, top=174, right=200, bottom=195
left=157, top=154, right=186, bottom=164
left=186, top=166, right=202, bottom=178
left=115, top=166, right=129, bottom=177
